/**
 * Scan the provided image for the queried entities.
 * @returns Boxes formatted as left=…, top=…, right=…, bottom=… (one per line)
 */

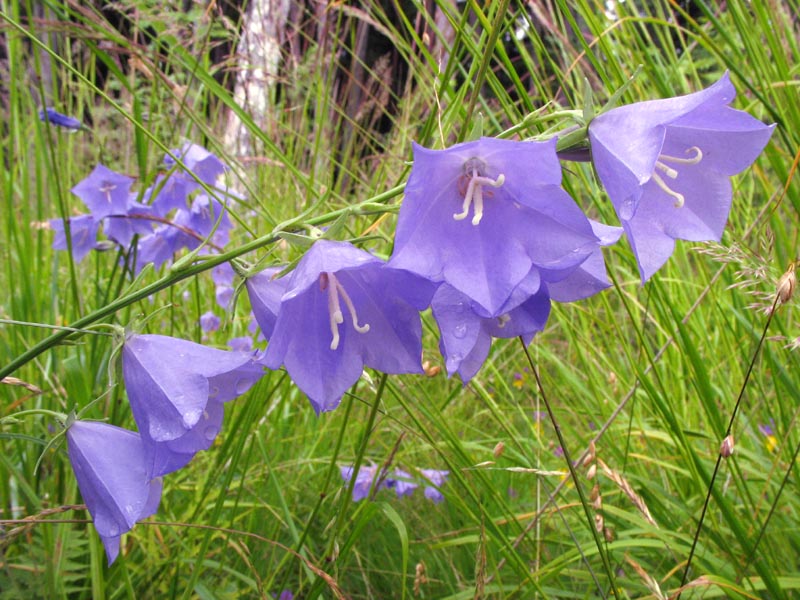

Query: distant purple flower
left=50, top=214, right=99, bottom=262
left=277, top=592, right=293, bottom=600
left=340, top=464, right=385, bottom=501
left=103, top=200, right=156, bottom=247
left=71, top=165, right=135, bottom=220
left=588, top=72, right=774, bottom=281
left=212, top=262, right=236, bottom=287
left=255, top=240, right=435, bottom=413
left=389, top=137, right=599, bottom=315
left=420, top=469, right=449, bottom=503
left=246, top=267, right=288, bottom=339
left=66, top=420, right=162, bottom=565
left=386, top=469, right=418, bottom=498
left=147, top=173, right=197, bottom=217
left=758, top=420, right=775, bottom=437
left=228, top=336, right=253, bottom=352
left=199, top=311, right=221, bottom=333
left=164, top=142, right=226, bottom=186
left=122, top=334, right=264, bottom=477
left=39, top=107, right=82, bottom=130
left=432, top=280, right=551, bottom=383
left=216, top=285, right=234, bottom=309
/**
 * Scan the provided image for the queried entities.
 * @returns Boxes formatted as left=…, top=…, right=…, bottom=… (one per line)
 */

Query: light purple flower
left=122, top=334, right=264, bottom=477
left=71, top=165, right=135, bottom=220
left=389, top=137, right=599, bottom=315
left=39, top=107, right=82, bottom=130
left=420, top=469, right=449, bottom=503
left=340, top=464, right=385, bottom=501
left=216, top=284, right=234, bottom=309
left=102, top=200, right=156, bottom=247
left=147, top=173, right=197, bottom=217
left=66, top=420, right=163, bottom=565
left=432, top=281, right=550, bottom=383
left=164, top=142, right=226, bottom=186
left=50, top=214, right=99, bottom=263
left=588, top=72, right=774, bottom=281
left=254, top=240, right=435, bottom=413
left=245, top=267, right=288, bottom=339
left=199, top=311, right=221, bottom=333
left=227, top=336, right=253, bottom=352
left=386, top=469, right=418, bottom=498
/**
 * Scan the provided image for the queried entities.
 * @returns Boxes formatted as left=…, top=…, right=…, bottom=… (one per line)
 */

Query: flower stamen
left=322, top=272, right=370, bottom=350
left=454, top=160, right=505, bottom=226
left=652, top=146, right=703, bottom=208
left=100, top=182, right=116, bottom=204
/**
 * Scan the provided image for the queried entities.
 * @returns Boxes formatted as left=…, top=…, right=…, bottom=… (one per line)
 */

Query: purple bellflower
left=122, top=334, right=264, bottom=478
left=588, top=72, right=774, bottom=281
left=103, top=200, right=156, bottom=248
left=389, top=137, right=599, bottom=316
left=433, top=220, right=621, bottom=382
left=71, top=165, right=135, bottom=220
left=199, top=311, right=221, bottom=333
left=39, top=107, right=82, bottom=130
left=252, top=240, right=435, bottom=413
left=66, top=420, right=163, bottom=565
left=340, top=464, right=386, bottom=501
left=164, top=142, right=227, bottom=186
left=432, top=282, right=551, bottom=384
left=420, top=469, right=449, bottom=503
left=50, top=214, right=100, bottom=263
left=385, top=469, right=418, bottom=498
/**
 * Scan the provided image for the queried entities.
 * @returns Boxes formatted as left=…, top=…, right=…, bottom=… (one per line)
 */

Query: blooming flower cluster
left=54, top=73, right=773, bottom=564
left=339, top=465, right=449, bottom=503
left=50, top=143, right=232, bottom=273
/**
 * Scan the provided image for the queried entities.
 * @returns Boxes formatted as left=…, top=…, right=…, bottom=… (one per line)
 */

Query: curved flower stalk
left=66, top=420, right=163, bottom=565
left=433, top=221, right=622, bottom=382
left=122, top=334, right=264, bottom=478
left=389, top=137, right=600, bottom=316
left=588, top=72, right=774, bottom=281
left=249, top=240, right=435, bottom=413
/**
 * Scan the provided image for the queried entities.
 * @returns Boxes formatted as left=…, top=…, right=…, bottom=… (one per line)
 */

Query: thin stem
left=678, top=296, right=778, bottom=594
left=519, top=337, right=619, bottom=600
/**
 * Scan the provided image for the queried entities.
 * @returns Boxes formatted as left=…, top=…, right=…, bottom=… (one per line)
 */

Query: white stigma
left=454, top=159, right=505, bottom=226
left=651, top=146, right=703, bottom=208
left=100, top=182, right=116, bottom=203
left=321, top=272, right=370, bottom=350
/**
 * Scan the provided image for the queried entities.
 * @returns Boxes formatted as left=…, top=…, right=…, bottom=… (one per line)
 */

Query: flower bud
left=777, top=263, right=797, bottom=304
left=493, top=441, right=505, bottom=459
left=720, top=434, right=735, bottom=458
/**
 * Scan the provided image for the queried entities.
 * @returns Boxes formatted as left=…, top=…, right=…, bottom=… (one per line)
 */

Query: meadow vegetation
left=2, top=1, right=800, bottom=598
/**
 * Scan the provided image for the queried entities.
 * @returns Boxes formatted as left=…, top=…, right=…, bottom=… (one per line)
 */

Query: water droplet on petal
left=453, top=324, right=467, bottom=339
left=106, top=523, right=120, bottom=537
left=618, top=197, right=635, bottom=220
left=204, top=426, right=219, bottom=441
left=209, top=386, right=220, bottom=399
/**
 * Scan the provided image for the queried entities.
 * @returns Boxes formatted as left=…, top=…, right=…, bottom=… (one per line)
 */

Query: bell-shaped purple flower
left=252, top=240, right=435, bottom=413
left=588, top=72, right=774, bottom=281
left=164, top=142, right=226, bottom=186
left=433, top=280, right=551, bottom=383
left=389, top=137, right=599, bottom=316
left=103, top=200, right=156, bottom=247
left=39, top=107, right=82, bottom=130
left=420, top=469, right=449, bottom=503
left=71, top=165, right=135, bottom=220
left=66, top=420, right=162, bottom=565
left=50, top=214, right=100, bottom=263
left=122, top=334, right=264, bottom=477
left=385, top=469, right=418, bottom=498
left=340, top=464, right=386, bottom=501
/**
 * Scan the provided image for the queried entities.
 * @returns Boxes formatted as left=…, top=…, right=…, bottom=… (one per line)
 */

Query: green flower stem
left=0, top=188, right=404, bottom=382
left=519, top=337, right=620, bottom=599
left=0, top=409, right=68, bottom=426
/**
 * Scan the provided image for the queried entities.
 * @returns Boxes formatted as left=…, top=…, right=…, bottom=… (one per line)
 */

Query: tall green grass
left=2, top=0, right=800, bottom=597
